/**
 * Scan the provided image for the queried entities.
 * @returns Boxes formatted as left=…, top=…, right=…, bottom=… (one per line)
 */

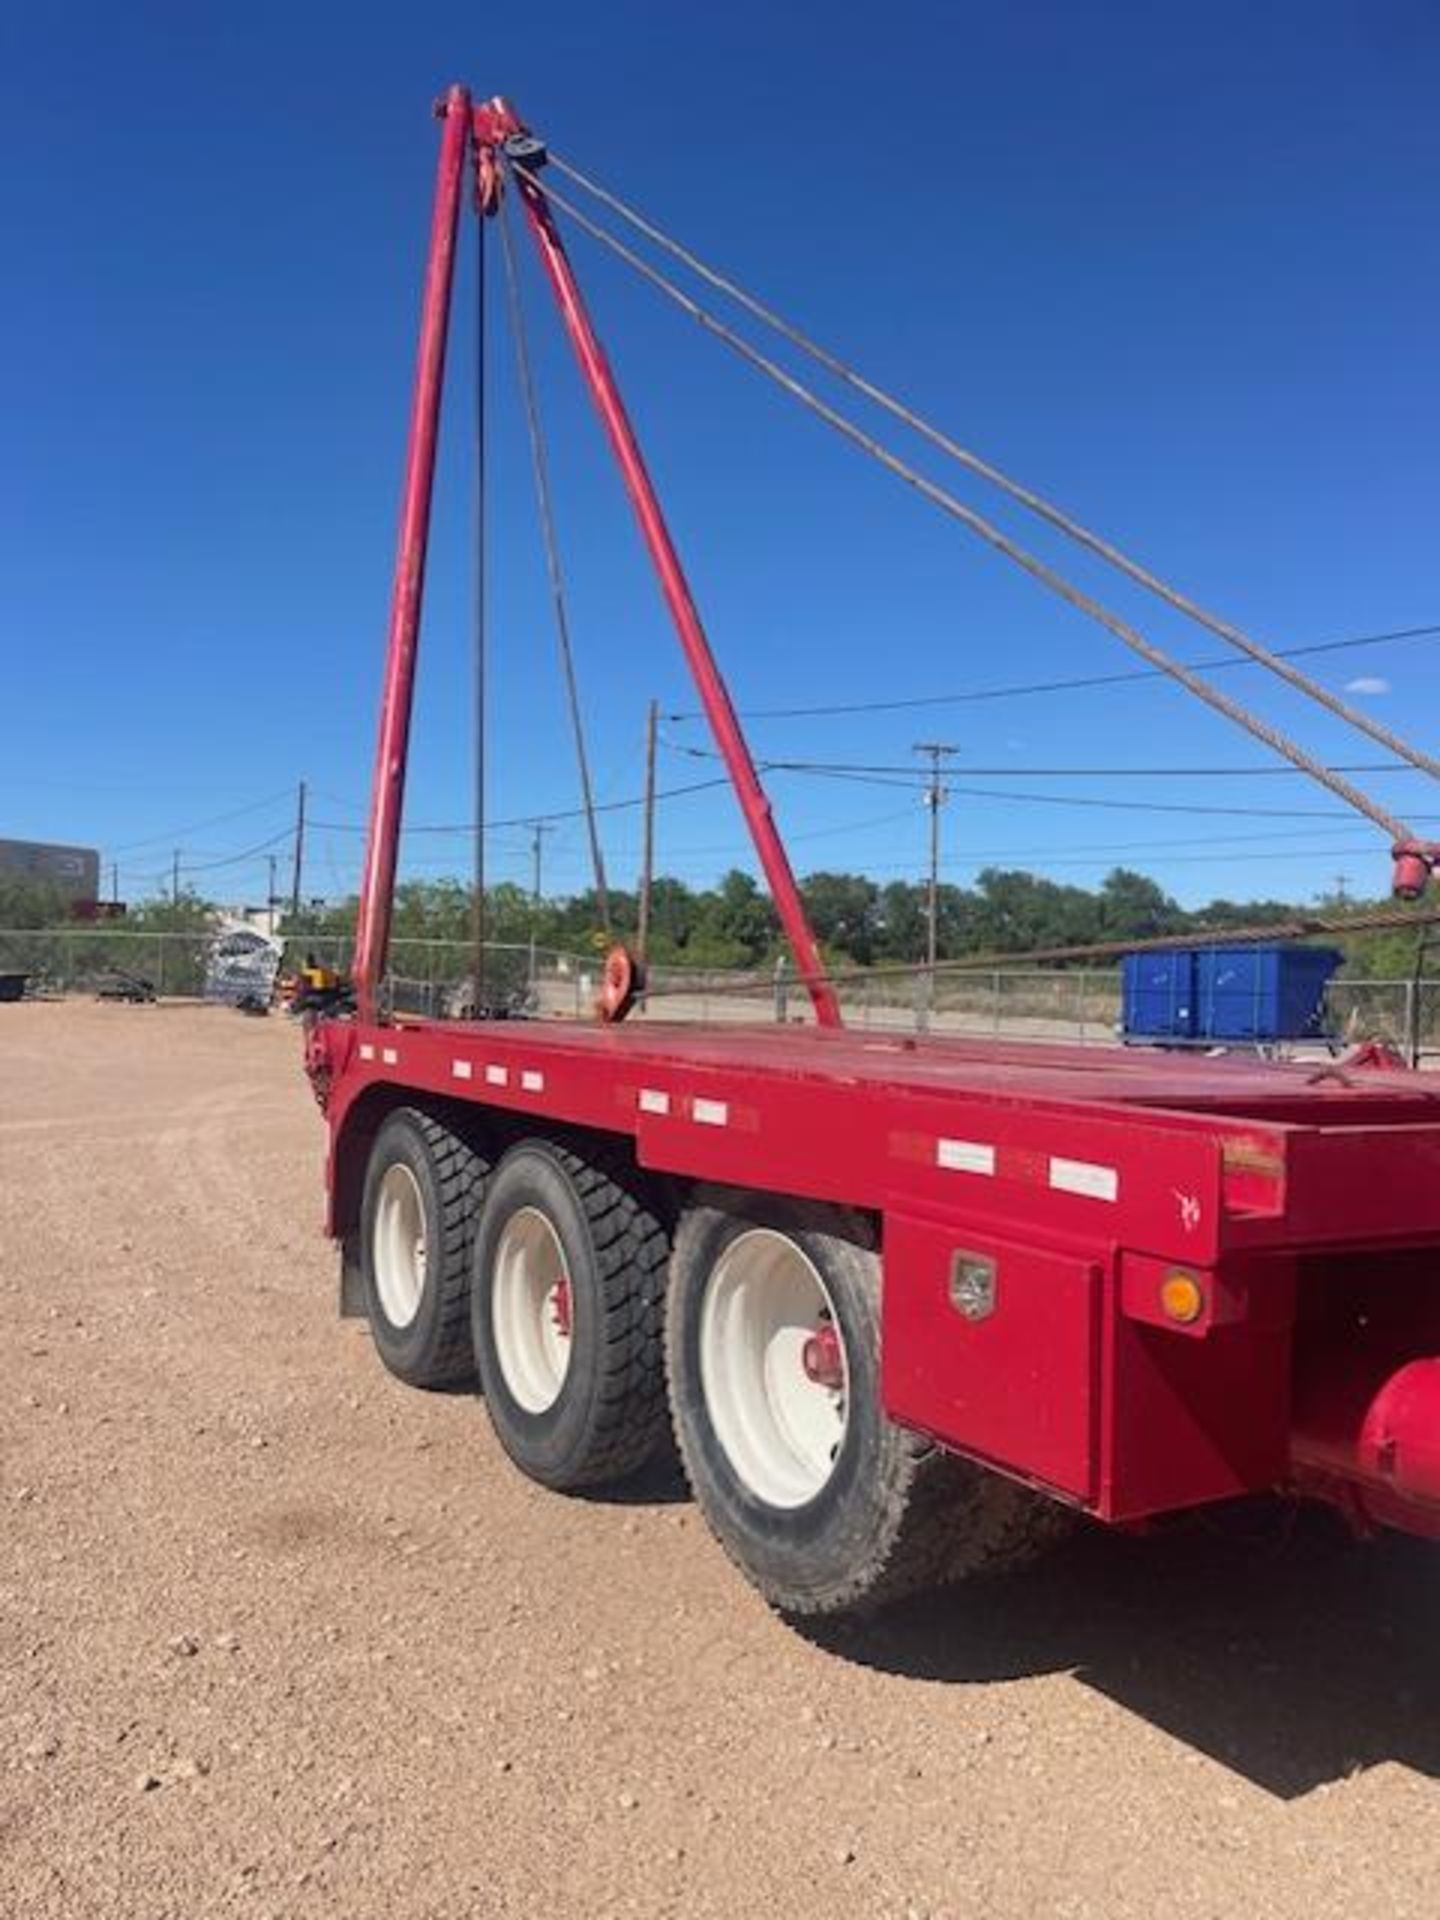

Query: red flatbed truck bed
left=312, top=1004, right=1440, bottom=1609
left=307, top=87, right=1440, bottom=1616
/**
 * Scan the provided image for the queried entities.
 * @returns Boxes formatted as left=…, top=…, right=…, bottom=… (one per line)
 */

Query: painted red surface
left=322, top=88, right=1440, bottom=1546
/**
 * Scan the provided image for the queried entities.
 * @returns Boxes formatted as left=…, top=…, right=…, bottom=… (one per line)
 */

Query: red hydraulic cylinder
left=484, top=104, right=841, bottom=1028
left=353, top=85, right=472, bottom=1020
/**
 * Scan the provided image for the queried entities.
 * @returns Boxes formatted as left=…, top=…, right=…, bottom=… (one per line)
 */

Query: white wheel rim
left=491, top=1207, right=574, bottom=1414
left=699, top=1229, right=849, bottom=1510
left=373, top=1162, right=428, bottom=1329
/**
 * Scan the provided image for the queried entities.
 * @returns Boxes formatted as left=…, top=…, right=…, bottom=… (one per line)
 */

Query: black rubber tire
left=666, top=1193, right=1067, bottom=1618
left=360, top=1107, right=488, bottom=1389
left=471, top=1137, right=669, bottom=1491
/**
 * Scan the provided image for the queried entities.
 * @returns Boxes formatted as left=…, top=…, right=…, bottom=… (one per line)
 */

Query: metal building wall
left=0, top=839, right=101, bottom=898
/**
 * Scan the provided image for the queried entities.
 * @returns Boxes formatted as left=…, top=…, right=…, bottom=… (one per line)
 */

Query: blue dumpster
left=1122, top=942, right=1343, bottom=1044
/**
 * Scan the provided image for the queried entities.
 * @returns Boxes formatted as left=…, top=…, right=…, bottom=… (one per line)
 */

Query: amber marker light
left=1160, top=1271, right=1205, bottom=1325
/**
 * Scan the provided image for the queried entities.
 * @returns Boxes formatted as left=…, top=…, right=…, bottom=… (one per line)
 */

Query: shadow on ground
left=806, top=1504, right=1440, bottom=1799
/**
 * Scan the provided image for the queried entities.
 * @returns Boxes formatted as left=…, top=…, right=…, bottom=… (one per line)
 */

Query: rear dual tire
left=666, top=1195, right=1066, bottom=1617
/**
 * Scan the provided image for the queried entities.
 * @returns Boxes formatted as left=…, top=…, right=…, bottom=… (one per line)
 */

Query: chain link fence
left=5, top=927, right=1440, bottom=1062
left=0, top=929, right=603, bottom=1019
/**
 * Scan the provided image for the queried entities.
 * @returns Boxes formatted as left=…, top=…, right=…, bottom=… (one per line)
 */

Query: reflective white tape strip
left=451, top=1059, right=473, bottom=1082
left=358, top=1043, right=375, bottom=1062
left=485, top=1064, right=508, bottom=1087
left=1049, top=1156, right=1119, bottom=1203
left=381, top=1048, right=399, bottom=1067
left=692, top=1098, right=729, bottom=1128
left=638, top=1088, right=670, bottom=1116
left=936, top=1138, right=996, bottom=1176
left=520, top=1070, right=544, bottom=1092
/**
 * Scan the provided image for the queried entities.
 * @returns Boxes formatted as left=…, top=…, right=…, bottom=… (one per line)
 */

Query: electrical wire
left=309, top=775, right=734, bottom=837
left=523, top=167, right=1417, bottom=846
left=109, top=789, right=296, bottom=856
left=545, top=151, right=1440, bottom=785
left=664, top=623, right=1440, bottom=723
left=654, top=736, right=1421, bottom=819
left=656, top=733, right=1420, bottom=781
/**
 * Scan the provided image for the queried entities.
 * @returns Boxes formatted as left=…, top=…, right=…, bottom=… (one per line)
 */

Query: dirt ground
left=4, top=1001, right=1440, bottom=1919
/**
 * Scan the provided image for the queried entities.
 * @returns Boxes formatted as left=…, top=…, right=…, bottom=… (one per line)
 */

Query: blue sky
left=3, top=1, right=1437, bottom=911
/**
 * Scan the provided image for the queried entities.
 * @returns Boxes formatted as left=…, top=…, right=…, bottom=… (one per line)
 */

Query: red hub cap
left=549, top=1275, right=572, bottom=1339
left=801, top=1321, right=844, bottom=1391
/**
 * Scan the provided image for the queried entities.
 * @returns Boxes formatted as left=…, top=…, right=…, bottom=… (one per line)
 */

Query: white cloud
left=1344, top=675, right=1391, bottom=696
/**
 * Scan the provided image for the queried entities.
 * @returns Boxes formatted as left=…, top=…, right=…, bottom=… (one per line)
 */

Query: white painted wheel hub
left=699, top=1228, right=849, bottom=1509
left=491, top=1206, right=574, bottom=1414
left=373, top=1161, right=428, bottom=1329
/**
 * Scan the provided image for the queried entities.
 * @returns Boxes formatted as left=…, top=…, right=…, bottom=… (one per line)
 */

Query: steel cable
left=518, top=168, right=1415, bottom=848
left=639, top=902, right=1440, bottom=1002
left=547, top=151, right=1440, bottom=786
left=497, top=191, right=612, bottom=931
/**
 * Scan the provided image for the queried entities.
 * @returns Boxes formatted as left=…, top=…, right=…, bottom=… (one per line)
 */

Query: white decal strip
left=1050, top=1156, right=1119, bottom=1203
left=692, top=1099, right=729, bottom=1128
left=381, top=1047, right=399, bottom=1067
left=358, top=1043, right=375, bottom=1062
left=485, top=1065, right=508, bottom=1087
left=451, top=1059, right=473, bottom=1082
left=638, top=1088, right=670, bottom=1116
left=936, top=1138, right=996, bottom=1177
left=520, top=1070, right=544, bottom=1093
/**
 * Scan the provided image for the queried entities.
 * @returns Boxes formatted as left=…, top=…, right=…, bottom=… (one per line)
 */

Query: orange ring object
left=596, top=944, right=644, bottom=1024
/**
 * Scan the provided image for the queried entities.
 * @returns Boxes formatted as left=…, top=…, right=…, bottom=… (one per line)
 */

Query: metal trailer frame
left=309, top=87, right=1440, bottom=1559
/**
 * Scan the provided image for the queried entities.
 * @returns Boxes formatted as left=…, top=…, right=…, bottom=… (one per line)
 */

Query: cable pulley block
left=503, top=133, right=548, bottom=171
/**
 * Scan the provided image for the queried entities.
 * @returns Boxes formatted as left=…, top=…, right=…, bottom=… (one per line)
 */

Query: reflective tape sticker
left=381, top=1048, right=399, bottom=1066
left=358, top=1044, right=375, bottom=1062
left=485, top=1065, right=508, bottom=1087
left=692, top=1098, right=729, bottom=1128
left=936, top=1138, right=996, bottom=1176
left=638, top=1088, right=670, bottom=1115
left=451, top=1059, right=473, bottom=1081
left=1049, top=1156, right=1119, bottom=1202
left=520, top=1070, right=544, bottom=1092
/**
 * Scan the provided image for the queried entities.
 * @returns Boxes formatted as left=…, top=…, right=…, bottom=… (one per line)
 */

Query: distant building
left=0, top=838, right=101, bottom=899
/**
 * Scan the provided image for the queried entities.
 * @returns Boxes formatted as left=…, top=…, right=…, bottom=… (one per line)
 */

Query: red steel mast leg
left=476, top=100, right=842, bottom=1029
left=353, top=85, right=472, bottom=1019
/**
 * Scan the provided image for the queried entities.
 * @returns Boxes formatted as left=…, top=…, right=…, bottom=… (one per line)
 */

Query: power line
left=109, top=788, right=296, bottom=855
left=309, top=775, right=734, bottom=837
left=656, top=739, right=1424, bottom=821
left=658, top=733, right=1423, bottom=781
left=663, top=624, right=1440, bottom=722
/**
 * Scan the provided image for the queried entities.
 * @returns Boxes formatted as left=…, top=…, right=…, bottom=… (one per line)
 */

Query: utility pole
left=1333, top=873, right=1351, bottom=905
left=289, top=780, right=307, bottom=920
left=171, top=849, right=181, bottom=907
left=268, top=854, right=279, bottom=936
left=110, top=862, right=119, bottom=907
left=528, top=821, right=554, bottom=997
left=637, top=698, right=659, bottom=968
left=913, top=743, right=959, bottom=1029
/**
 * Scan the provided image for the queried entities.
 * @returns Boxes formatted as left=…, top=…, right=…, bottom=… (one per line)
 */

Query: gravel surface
left=4, top=1000, right=1440, bottom=1918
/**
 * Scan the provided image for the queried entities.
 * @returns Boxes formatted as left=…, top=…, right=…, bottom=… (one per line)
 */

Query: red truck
left=306, top=88, right=1440, bottom=1617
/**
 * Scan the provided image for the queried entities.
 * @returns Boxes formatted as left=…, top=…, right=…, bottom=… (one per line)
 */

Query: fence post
left=1406, top=977, right=1419, bottom=1068
left=773, top=955, right=788, bottom=1025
